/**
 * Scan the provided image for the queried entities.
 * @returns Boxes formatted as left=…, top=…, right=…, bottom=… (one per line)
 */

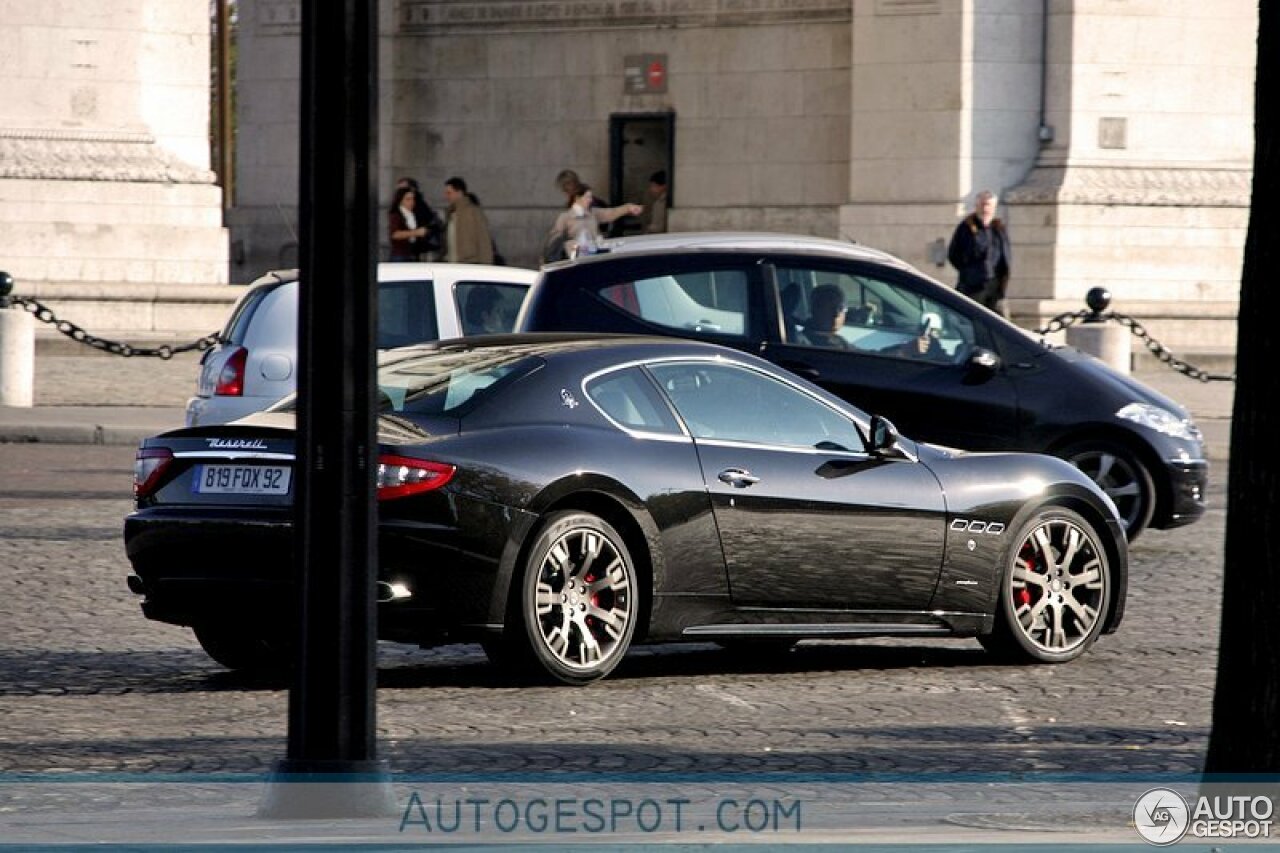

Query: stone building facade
left=230, top=0, right=1256, bottom=355
left=1, top=1, right=1252, bottom=353
left=0, top=1, right=230, bottom=335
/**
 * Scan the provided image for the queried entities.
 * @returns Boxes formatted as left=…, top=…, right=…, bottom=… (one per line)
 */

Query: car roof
left=246, top=262, right=536, bottom=289
left=537, top=231, right=918, bottom=278
left=596, top=231, right=903, bottom=265
left=384, top=331, right=748, bottom=365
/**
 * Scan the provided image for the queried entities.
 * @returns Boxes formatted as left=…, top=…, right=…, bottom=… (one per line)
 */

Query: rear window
left=222, top=282, right=281, bottom=344
left=597, top=270, right=750, bottom=338
left=376, top=349, right=543, bottom=416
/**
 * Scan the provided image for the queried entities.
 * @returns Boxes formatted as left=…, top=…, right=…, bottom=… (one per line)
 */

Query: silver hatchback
left=186, top=262, right=535, bottom=426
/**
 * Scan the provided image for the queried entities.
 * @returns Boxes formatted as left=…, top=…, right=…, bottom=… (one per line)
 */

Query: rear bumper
left=123, top=504, right=520, bottom=643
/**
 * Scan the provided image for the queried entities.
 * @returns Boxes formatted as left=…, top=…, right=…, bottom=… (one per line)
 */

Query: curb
left=0, top=424, right=157, bottom=446
left=0, top=407, right=184, bottom=447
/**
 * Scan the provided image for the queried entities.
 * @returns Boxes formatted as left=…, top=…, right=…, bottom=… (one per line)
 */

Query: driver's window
left=647, top=362, right=865, bottom=452
left=777, top=266, right=976, bottom=364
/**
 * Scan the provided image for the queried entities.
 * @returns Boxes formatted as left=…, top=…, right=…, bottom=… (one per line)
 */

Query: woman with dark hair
left=545, top=185, right=642, bottom=259
left=388, top=186, right=430, bottom=261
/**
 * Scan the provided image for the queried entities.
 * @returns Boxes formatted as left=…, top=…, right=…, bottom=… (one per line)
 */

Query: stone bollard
left=1065, top=286, right=1131, bottom=376
left=0, top=271, right=35, bottom=407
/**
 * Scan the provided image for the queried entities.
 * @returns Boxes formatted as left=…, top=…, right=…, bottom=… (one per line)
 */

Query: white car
left=185, top=263, right=536, bottom=426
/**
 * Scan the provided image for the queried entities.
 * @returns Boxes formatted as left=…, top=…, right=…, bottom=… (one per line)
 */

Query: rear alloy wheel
left=981, top=507, right=1111, bottom=664
left=193, top=624, right=290, bottom=673
left=1060, top=440, right=1155, bottom=540
left=516, top=511, right=638, bottom=685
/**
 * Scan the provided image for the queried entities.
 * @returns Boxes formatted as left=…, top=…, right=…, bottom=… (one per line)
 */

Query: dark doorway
left=609, top=112, right=674, bottom=236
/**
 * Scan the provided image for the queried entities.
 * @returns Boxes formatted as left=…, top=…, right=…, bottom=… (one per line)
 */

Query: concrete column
left=0, top=309, right=35, bottom=407
left=1067, top=322, right=1131, bottom=376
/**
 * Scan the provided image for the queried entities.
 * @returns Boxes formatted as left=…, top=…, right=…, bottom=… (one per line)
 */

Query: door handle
left=718, top=468, right=760, bottom=488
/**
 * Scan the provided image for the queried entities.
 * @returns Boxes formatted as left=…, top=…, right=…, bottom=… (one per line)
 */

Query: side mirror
left=868, top=414, right=912, bottom=460
left=966, top=347, right=1000, bottom=373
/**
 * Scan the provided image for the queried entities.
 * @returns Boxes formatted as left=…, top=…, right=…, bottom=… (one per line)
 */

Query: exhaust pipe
left=376, top=581, right=412, bottom=602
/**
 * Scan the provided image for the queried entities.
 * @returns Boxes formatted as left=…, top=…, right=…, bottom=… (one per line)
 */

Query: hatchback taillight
left=215, top=347, right=248, bottom=396
left=134, top=447, right=175, bottom=498
left=376, top=455, right=455, bottom=501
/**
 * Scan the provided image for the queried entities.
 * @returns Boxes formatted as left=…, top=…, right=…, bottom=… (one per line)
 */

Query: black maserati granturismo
left=125, top=334, right=1128, bottom=685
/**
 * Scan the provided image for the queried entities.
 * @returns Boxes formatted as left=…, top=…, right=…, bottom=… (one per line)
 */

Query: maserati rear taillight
left=214, top=347, right=248, bottom=396
left=134, top=447, right=175, bottom=498
left=376, top=455, right=455, bottom=501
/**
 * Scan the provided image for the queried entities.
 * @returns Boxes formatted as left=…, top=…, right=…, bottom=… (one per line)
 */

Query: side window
left=777, top=266, right=976, bottom=365
left=585, top=368, right=682, bottom=435
left=378, top=279, right=440, bottom=348
left=224, top=285, right=275, bottom=345
left=647, top=362, right=864, bottom=452
left=597, top=269, right=751, bottom=340
left=456, top=281, right=527, bottom=335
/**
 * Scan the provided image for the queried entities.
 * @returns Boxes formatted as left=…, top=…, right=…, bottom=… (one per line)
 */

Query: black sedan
left=125, top=335, right=1128, bottom=685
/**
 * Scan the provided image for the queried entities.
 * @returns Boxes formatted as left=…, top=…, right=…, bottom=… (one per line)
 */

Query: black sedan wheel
left=1060, top=440, right=1154, bottom=540
left=982, top=507, right=1110, bottom=663
left=193, top=624, right=289, bottom=672
left=515, top=511, right=638, bottom=685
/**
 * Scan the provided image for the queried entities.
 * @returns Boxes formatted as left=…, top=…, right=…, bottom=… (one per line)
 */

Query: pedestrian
left=387, top=186, right=432, bottom=261
left=461, top=188, right=506, bottom=265
left=947, top=189, right=1012, bottom=317
left=644, top=170, right=669, bottom=234
left=552, top=168, right=635, bottom=237
left=392, top=177, right=443, bottom=260
left=546, top=185, right=641, bottom=259
left=443, top=176, right=494, bottom=265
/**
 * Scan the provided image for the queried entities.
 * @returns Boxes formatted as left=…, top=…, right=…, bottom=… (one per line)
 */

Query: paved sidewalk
left=0, top=350, right=1236, bottom=458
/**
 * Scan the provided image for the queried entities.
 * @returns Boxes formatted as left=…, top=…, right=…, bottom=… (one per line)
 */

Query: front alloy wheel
left=517, top=511, right=638, bottom=685
left=982, top=507, right=1111, bottom=663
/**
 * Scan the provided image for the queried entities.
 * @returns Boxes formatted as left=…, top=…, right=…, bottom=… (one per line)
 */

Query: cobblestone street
left=0, top=441, right=1223, bottom=780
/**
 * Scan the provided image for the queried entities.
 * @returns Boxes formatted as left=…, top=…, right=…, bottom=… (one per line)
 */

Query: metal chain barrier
left=10, top=296, right=220, bottom=359
left=1034, top=308, right=1235, bottom=383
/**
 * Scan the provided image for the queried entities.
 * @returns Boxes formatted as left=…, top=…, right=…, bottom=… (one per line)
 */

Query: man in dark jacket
left=947, top=190, right=1012, bottom=317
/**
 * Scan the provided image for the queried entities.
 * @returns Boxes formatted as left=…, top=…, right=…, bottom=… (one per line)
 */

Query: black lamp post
left=258, top=0, right=392, bottom=818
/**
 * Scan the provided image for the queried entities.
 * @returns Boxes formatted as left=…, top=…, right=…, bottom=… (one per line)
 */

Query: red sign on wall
left=624, top=54, right=668, bottom=95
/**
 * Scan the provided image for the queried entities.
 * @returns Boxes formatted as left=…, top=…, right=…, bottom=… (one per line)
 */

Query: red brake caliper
left=1016, top=545, right=1036, bottom=607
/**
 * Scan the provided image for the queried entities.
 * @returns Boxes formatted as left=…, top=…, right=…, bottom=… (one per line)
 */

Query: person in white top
left=547, top=186, right=641, bottom=259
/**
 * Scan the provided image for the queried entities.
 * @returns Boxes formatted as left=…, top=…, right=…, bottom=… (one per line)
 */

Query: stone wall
left=0, top=0, right=228, bottom=312
left=226, top=0, right=1254, bottom=358
left=1004, top=0, right=1255, bottom=354
left=231, top=0, right=852, bottom=272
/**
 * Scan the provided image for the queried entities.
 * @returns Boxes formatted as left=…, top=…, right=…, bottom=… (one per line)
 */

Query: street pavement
left=0, top=348, right=1237, bottom=459
left=0, top=344, right=1242, bottom=847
